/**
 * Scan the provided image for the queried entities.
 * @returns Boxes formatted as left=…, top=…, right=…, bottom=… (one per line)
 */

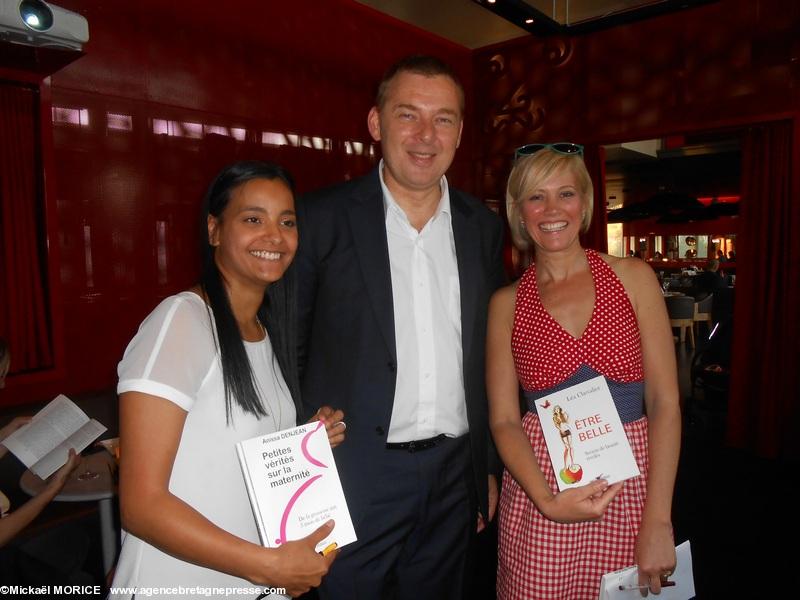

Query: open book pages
left=2, top=394, right=107, bottom=479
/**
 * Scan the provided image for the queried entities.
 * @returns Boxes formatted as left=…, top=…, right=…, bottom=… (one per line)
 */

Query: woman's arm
left=619, top=259, right=682, bottom=593
left=487, top=286, right=620, bottom=523
left=119, top=392, right=335, bottom=597
left=0, top=449, right=81, bottom=547
left=0, top=417, right=31, bottom=460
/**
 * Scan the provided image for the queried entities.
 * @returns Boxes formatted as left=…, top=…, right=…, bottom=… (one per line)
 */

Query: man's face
left=368, top=72, right=463, bottom=198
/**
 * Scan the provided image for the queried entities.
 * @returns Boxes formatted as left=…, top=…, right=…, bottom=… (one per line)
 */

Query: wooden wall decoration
left=472, top=0, right=799, bottom=205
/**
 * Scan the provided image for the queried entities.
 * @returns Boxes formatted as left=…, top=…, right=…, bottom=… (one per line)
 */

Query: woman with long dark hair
left=111, top=161, right=344, bottom=599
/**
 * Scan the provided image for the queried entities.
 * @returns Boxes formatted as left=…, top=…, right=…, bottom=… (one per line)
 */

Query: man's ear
left=367, top=106, right=382, bottom=143
left=207, top=214, right=220, bottom=247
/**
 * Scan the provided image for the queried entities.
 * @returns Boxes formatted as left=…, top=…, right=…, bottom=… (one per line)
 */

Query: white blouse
left=110, top=291, right=296, bottom=599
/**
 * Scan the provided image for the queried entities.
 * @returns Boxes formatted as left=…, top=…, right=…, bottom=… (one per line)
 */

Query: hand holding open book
left=1, top=395, right=107, bottom=479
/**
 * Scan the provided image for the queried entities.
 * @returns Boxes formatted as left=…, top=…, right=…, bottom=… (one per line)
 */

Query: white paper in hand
left=599, top=540, right=695, bottom=600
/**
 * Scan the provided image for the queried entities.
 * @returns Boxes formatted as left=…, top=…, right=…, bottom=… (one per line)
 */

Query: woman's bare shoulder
left=491, top=280, right=519, bottom=304
left=596, top=253, right=657, bottom=289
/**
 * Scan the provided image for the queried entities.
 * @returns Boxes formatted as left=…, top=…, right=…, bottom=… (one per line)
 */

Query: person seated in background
left=0, top=338, right=82, bottom=547
left=692, top=259, right=726, bottom=300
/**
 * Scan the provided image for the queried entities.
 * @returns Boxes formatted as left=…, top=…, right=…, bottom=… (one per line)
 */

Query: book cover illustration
left=236, top=420, right=357, bottom=553
left=534, top=375, right=641, bottom=492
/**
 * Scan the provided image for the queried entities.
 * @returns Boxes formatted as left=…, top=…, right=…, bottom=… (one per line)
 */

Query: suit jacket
left=295, top=168, right=505, bottom=522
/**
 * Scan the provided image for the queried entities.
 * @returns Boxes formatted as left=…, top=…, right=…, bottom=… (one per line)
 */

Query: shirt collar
left=378, top=159, right=452, bottom=224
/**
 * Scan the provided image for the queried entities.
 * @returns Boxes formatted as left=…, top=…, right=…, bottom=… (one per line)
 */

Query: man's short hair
left=375, top=55, right=465, bottom=115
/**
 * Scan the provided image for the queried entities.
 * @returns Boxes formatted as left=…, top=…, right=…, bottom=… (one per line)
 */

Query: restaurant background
left=1, top=0, right=798, bottom=451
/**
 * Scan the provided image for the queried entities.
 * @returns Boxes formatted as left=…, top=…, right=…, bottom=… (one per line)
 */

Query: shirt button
left=375, top=426, right=385, bottom=436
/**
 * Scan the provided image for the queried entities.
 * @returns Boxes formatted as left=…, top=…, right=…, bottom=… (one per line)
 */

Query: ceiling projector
left=0, top=0, right=89, bottom=51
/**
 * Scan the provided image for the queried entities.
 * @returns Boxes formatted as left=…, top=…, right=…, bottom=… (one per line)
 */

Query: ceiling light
left=525, top=18, right=534, bottom=24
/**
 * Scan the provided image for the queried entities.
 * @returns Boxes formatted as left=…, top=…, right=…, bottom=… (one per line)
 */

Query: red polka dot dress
left=497, top=249, right=650, bottom=600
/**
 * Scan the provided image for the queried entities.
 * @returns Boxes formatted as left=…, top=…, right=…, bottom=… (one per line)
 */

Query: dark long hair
left=199, top=161, right=300, bottom=422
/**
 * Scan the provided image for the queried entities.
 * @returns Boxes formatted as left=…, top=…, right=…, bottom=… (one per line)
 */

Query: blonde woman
left=488, top=144, right=680, bottom=599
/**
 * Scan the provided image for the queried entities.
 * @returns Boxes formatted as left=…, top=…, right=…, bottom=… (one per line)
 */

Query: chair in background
left=666, top=295, right=695, bottom=348
left=693, top=293, right=713, bottom=339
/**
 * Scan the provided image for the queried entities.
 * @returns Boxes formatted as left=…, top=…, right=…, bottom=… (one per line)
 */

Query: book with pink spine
left=236, top=420, right=356, bottom=553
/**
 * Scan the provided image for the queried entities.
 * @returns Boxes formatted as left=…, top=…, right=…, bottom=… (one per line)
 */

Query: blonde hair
left=552, top=405, right=569, bottom=427
left=505, top=149, right=594, bottom=250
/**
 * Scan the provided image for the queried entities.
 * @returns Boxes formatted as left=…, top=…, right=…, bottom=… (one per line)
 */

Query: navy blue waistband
left=523, top=364, right=644, bottom=423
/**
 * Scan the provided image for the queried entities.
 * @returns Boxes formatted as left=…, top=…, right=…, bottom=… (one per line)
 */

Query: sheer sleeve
left=117, top=293, right=217, bottom=411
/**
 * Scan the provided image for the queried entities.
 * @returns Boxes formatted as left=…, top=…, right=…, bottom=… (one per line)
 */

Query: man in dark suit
left=295, top=55, right=505, bottom=599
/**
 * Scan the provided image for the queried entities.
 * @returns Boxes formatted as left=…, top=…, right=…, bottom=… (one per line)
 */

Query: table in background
left=20, top=451, right=117, bottom=575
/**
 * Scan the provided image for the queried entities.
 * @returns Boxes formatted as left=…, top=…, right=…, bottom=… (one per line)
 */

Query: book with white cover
left=236, top=420, right=357, bottom=553
left=1, top=394, right=107, bottom=479
left=533, top=375, right=640, bottom=491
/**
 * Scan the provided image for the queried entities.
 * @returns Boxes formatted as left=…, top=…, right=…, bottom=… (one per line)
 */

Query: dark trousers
left=319, top=435, right=474, bottom=600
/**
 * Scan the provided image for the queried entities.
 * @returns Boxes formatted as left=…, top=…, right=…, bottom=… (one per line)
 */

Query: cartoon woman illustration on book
left=552, top=405, right=583, bottom=484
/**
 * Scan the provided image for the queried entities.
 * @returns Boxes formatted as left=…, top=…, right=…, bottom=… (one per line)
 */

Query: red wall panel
left=2, top=0, right=473, bottom=406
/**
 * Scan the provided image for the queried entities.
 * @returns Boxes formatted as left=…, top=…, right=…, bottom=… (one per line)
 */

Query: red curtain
left=581, top=144, right=608, bottom=253
left=0, top=83, right=53, bottom=373
left=727, top=120, right=799, bottom=458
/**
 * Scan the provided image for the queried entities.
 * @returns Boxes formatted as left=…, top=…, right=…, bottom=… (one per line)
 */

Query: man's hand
left=477, top=474, right=499, bottom=533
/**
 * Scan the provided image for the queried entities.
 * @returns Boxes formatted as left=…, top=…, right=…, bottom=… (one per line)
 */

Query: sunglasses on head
left=514, top=142, right=584, bottom=159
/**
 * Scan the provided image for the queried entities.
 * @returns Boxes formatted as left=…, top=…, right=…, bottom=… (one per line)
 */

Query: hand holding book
left=539, top=479, right=623, bottom=523
left=1, top=395, right=107, bottom=478
left=262, top=519, right=338, bottom=598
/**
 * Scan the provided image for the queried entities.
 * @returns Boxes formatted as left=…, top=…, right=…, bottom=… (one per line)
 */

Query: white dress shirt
left=378, top=161, right=468, bottom=443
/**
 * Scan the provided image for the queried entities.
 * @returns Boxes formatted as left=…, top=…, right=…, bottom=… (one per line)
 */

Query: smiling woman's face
left=207, top=178, right=298, bottom=292
left=520, top=167, right=585, bottom=254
